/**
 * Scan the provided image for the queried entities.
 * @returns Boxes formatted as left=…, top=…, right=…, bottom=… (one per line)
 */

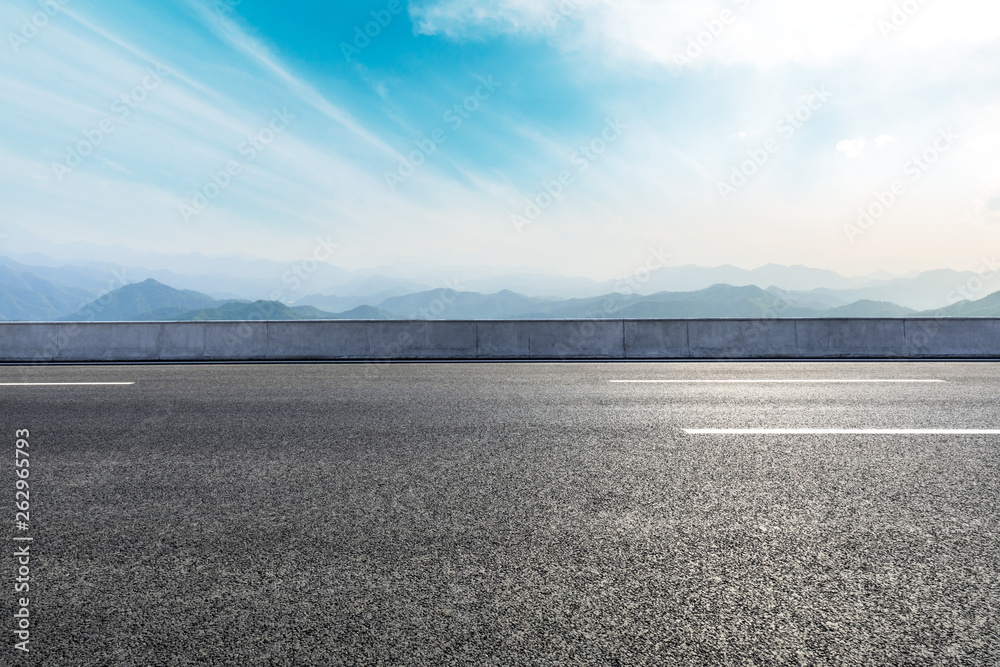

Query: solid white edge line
left=685, top=429, right=1000, bottom=435
left=0, top=382, right=136, bottom=386
left=611, top=380, right=946, bottom=384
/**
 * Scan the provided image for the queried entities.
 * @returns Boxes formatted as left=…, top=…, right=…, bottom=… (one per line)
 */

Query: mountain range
left=40, top=279, right=1000, bottom=322
left=1, top=253, right=999, bottom=322
left=2, top=245, right=994, bottom=307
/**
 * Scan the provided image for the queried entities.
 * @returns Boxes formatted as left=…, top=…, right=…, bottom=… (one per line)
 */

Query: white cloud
left=874, top=134, right=896, bottom=148
left=836, top=137, right=867, bottom=159
left=411, top=0, right=1000, bottom=69
left=410, top=0, right=595, bottom=38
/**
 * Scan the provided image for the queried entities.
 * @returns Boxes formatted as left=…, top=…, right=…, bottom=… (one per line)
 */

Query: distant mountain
left=821, top=300, right=915, bottom=317
left=61, top=279, right=223, bottom=321
left=294, top=294, right=369, bottom=311
left=377, top=289, right=547, bottom=319
left=459, top=273, right=606, bottom=299
left=58, top=280, right=397, bottom=322
left=15, top=263, right=1000, bottom=323
left=0, top=256, right=123, bottom=296
left=165, top=301, right=396, bottom=320
left=0, top=265, right=95, bottom=321
left=766, top=287, right=851, bottom=311
left=510, top=285, right=817, bottom=319
left=296, top=289, right=421, bottom=312
left=172, top=300, right=338, bottom=321
left=635, top=264, right=876, bottom=294
left=330, top=275, right=432, bottom=298
left=918, top=290, right=1000, bottom=317
left=787, top=270, right=982, bottom=311
left=330, top=305, right=395, bottom=320
left=7, top=242, right=990, bottom=311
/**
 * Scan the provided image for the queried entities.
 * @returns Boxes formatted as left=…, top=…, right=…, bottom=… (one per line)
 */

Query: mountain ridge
left=44, top=278, right=1000, bottom=322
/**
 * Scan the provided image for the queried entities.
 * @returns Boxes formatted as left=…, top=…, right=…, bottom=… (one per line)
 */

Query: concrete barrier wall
left=1, top=319, right=999, bottom=362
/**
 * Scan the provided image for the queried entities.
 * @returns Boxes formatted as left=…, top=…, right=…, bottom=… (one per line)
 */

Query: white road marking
left=611, top=379, right=946, bottom=384
left=685, top=429, right=1000, bottom=435
left=0, top=382, right=135, bottom=386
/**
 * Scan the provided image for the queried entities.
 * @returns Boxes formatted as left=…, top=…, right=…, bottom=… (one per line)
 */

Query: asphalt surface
left=2, top=361, right=998, bottom=665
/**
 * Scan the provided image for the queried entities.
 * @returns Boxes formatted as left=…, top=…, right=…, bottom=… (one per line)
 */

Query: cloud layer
left=2, top=0, right=999, bottom=280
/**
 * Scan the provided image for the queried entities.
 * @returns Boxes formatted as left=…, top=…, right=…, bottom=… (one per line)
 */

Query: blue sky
left=1, top=0, right=999, bottom=279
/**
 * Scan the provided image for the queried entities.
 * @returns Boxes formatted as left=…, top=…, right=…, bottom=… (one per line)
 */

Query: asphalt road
left=2, top=362, right=998, bottom=665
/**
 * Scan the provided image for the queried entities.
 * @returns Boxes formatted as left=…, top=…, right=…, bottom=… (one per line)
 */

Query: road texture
left=1, top=362, right=998, bottom=665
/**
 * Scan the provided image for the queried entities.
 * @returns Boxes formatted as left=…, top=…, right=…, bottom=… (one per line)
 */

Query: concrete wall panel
left=107, top=323, right=163, bottom=361
left=688, top=319, right=798, bottom=358
left=904, top=318, right=1000, bottom=358
left=521, top=320, right=625, bottom=359
left=625, top=320, right=690, bottom=359
left=203, top=322, right=268, bottom=361
left=368, top=321, right=477, bottom=359
left=795, top=319, right=906, bottom=358
left=266, top=321, right=371, bottom=360
left=2, top=319, right=1000, bottom=361
left=476, top=321, right=532, bottom=359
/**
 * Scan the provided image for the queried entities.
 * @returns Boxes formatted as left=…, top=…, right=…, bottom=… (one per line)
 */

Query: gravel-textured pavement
left=2, top=362, right=998, bottom=665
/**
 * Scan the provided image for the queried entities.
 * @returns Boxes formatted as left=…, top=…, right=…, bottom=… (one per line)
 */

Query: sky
left=1, top=0, right=999, bottom=280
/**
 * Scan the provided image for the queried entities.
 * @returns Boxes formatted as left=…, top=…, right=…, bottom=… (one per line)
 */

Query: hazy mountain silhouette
left=635, top=264, right=870, bottom=293
left=3, top=250, right=992, bottom=311
left=822, top=300, right=915, bottom=317
left=0, top=264, right=94, bottom=321
left=919, top=290, right=1000, bottom=317
left=0, top=256, right=118, bottom=296
left=329, top=305, right=396, bottom=320
left=506, top=285, right=815, bottom=319
left=60, top=279, right=222, bottom=321
left=45, top=278, right=1000, bottom=322
left=170, top=302, right=392, bottom=321
left=377, top=289, right=549, bottom=319
left=172, top=300, right=336, bottom=321
left=782, top=270, right=986, bottom=311
left=4, top=254, right=998, bottom=322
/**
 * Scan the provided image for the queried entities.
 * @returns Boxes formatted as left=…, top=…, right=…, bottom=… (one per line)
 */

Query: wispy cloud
left=412, top=0, right=1000, bottom=69
left=836, top=138, right=867, bottom=159
left=183, top=0, right=399, bottom=157
left=3, top=0, right=1000, bottom=278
